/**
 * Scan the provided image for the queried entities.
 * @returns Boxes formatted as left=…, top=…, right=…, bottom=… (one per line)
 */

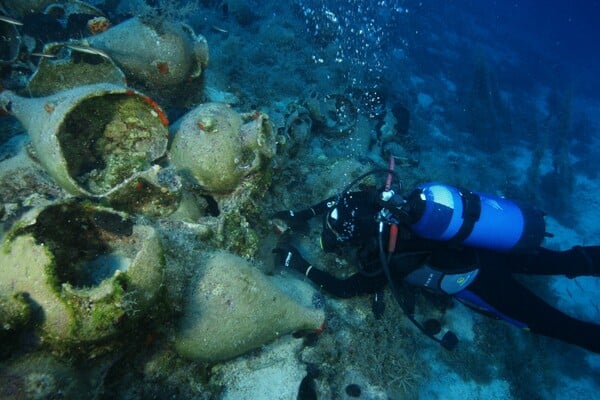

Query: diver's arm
left=273, top=246, right=386, bottom=298
left=303, top=267, right=387, bottom=298
left=274, top=190, right=380, bottom=229
left=272, top=197, right=336, bottom=228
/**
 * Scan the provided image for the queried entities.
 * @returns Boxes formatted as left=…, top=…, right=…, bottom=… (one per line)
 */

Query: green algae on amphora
left=0, top=84, right=169, bottom=199
left=0, top=201, right=166, bottom=356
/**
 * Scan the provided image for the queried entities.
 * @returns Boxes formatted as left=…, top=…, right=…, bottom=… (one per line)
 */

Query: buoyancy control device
left=403, top=182, right=547, bottom=252
left=375, top=164, right=547, bottom=350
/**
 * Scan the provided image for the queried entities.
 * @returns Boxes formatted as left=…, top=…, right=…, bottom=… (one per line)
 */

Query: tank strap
left=450, top=190, right=481, bottom=244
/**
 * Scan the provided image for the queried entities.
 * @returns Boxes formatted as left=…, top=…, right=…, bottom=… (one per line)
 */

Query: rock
left=212, top=337, right=307, bottom=400
left=0, top=352, right=87, bottom=399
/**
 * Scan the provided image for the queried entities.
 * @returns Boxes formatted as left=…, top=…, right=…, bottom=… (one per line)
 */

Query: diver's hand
left=271, top=209, right=311, bottom=231
left=272, top=246, right=311, bottom=274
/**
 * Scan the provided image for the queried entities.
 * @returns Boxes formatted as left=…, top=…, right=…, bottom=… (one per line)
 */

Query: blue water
left=1, top=0, right=599, bottom=398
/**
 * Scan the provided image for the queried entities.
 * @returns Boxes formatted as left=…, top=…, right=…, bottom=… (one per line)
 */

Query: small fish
left=211, top=25, right=229, bottom=33
left=0, top=15, right=23, bottom=26
left=30, top=52, right=58, bottom=58
left=65, top=44, right=111, bottom=60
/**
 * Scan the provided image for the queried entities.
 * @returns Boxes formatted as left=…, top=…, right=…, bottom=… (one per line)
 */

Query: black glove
left=271, top=209, right=311, bottom=231
left=272, top=246, right=311, bottom=274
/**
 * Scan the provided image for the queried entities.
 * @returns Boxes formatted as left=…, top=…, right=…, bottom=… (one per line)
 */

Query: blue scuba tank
left=406, top=183, right=546, bottom=251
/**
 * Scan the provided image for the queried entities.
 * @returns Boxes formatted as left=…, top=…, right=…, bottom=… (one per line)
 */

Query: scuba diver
left=272, top=161, right=600, bottom=353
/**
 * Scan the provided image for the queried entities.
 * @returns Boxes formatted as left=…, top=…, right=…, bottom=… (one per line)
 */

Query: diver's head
left=320, top=191, right=380, bottom=253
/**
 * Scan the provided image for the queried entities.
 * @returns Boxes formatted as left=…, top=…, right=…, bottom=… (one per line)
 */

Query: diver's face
left=320, top=191, right=379, bottom=253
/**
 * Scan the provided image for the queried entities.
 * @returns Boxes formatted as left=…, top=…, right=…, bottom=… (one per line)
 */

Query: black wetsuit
left=277, top=191, right=600, bottom=354
left=304, top=243, right=600, bottom=354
